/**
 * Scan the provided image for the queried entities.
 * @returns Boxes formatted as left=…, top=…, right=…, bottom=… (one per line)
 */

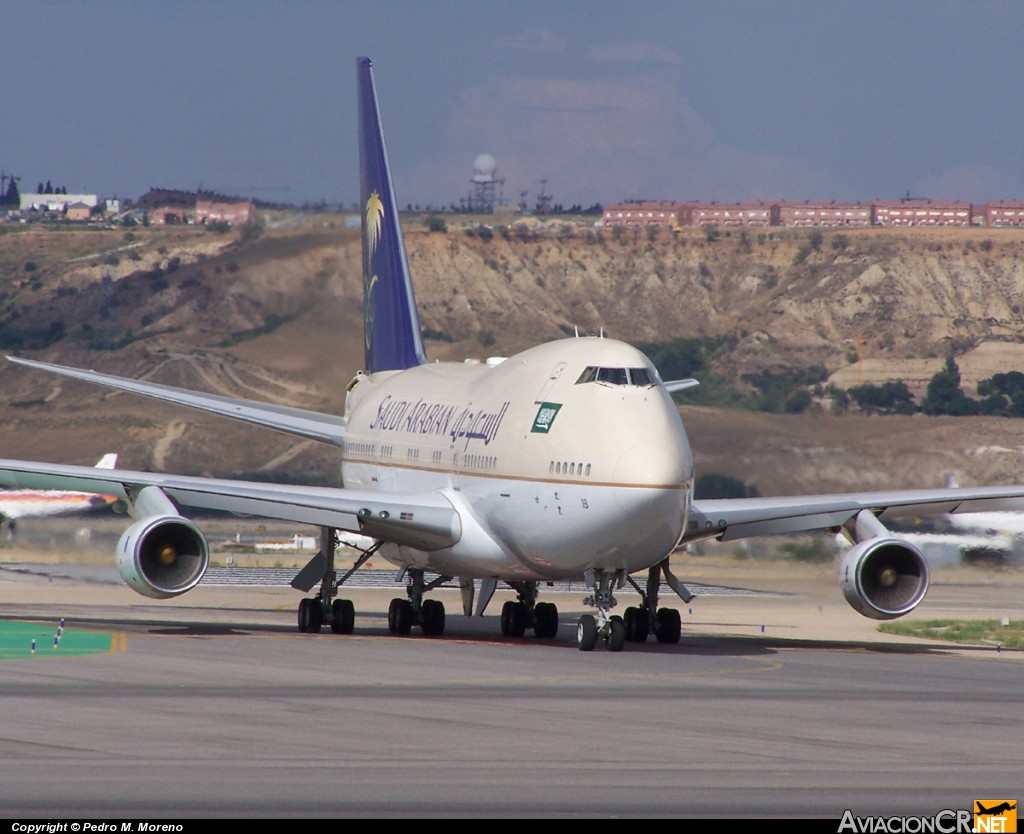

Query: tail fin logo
left=366, top=189, right=384, bottom=254
left=363, top=189, right=384, bottom=350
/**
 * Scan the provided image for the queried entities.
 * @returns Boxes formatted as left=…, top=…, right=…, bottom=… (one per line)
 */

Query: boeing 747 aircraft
left=0, top=453, right=118, bottom=520
left=3, top=57, right=1024, bottom=651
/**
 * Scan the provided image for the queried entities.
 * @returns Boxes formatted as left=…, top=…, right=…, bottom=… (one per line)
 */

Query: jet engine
left=838, top=513, right=929, bottom=620
left=115, top=487, right=209, bottom=599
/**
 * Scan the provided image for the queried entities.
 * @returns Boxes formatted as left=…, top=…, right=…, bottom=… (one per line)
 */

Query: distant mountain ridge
left=1, top=217, right=1023, bottom=492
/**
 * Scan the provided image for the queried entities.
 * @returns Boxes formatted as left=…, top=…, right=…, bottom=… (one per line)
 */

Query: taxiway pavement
left=1, top=560, right=1021, bottom=818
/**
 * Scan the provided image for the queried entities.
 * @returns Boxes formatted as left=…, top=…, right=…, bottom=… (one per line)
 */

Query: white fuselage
left=341, top=338, right=694, bottom=580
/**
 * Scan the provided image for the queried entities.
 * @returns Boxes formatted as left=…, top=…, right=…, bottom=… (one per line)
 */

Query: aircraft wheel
left=298, top=598, right=322, bottom=633
left=624, top=606, right=649, bottom=643
left=388, top=598, right=413, bottom=635
left=655, top=607, right=681, bottom=644
left=606, top=618, right=625, bottom=652
left=421, top=599, right=445, bottom=636
left=297, top=598, right=312, bottom=633
left=330, top=599, right=355, bottom=635
left=500, top=600, right=527, bottom=637
left=576, top=615, right=598, bottom=651
left=533, top=602, right=559, bottom=638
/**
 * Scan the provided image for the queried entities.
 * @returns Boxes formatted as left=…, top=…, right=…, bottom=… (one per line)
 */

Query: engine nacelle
left=116, top=515, right=210, bottom=599
left=839, top=536, right=929, bottom=620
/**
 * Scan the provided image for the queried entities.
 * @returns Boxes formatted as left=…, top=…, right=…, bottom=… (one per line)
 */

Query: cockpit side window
left=628, top=367, right=656, bottom=386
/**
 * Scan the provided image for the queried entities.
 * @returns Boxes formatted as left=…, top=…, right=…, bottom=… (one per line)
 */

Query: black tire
left=533, top=601, right=559, bottom=638
left=297, top=598, right=313, bottom=633
left=606, top=618, right=626, bottom=652
left=330, top=598, right=355, bottom=635
left=655, top=607, right=681, bottom=644
left=421, top=599, right=445, bottom=636
left=624, top=606, right=649, bottom=643
left=388, top=598, right=413, bottom=635
left=299, top=598, right=323, bottom=633
left=500, top=600, right=527, bottom=637
left=577, top=615, right=598, bottom=651
left=308, top=600, right=323, bottom=632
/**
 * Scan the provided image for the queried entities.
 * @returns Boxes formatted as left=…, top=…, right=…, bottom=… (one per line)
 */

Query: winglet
left=357, top=56, right=426, bottom=374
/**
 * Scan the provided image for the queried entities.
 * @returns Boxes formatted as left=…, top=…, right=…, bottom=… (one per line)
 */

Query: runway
left=1, top=565, right=1021, bottom=818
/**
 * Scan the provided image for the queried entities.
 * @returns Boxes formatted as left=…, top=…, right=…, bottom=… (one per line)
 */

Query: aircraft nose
left=613, top=444, right=686, bottom=487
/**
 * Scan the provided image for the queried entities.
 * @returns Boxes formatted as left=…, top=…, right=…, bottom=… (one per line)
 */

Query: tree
left=695, top=473, right=759, bottom=499
left=848, top=381, right=917, bottom=415
left=424, top=214, right=446, bottom=233
left=3, top=177, right=20, bottom=206
left=921, top=357, right=978, bottom=416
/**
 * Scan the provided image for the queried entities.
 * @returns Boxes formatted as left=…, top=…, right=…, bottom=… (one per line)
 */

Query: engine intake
left=839, top=536, right=929, bottom=620
left=117, top=515, right=210, bottom=599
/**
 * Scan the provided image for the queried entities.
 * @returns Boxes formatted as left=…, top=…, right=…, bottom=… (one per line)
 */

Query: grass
left=0, top=620, right=122, bottom=659
left=878, top=618, right=1024, bottom=649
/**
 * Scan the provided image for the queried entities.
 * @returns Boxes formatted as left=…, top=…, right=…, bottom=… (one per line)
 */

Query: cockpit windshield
left=576, top=366, right=657, bottom=387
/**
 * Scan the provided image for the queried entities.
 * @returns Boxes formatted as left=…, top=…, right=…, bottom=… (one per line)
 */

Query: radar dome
left=473, top=154, right=497, bottom=179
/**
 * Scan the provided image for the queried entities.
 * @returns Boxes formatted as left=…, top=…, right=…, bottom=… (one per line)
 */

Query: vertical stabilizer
left=357, top=56, right=427, bottom=374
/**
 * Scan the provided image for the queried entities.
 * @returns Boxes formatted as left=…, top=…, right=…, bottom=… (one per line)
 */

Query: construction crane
left=844, top=336, right=865, bottom=385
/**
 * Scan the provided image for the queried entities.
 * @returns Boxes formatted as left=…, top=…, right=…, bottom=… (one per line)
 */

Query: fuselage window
left=585, top=463, right=591, bottom=476
left=570, top=462, right=575, bottom=475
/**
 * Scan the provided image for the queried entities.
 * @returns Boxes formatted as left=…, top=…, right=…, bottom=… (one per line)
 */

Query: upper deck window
left=576, top=366, right=656, bottom=387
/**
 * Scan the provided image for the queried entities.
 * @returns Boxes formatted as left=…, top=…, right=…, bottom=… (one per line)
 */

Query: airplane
left=3, top=56, right=1024, bottom=651
left=976, top=802, right=1016, bottom=817
left=0, top=453, right=119, bottom=520
left=944, top=474, right=1024, bottom=541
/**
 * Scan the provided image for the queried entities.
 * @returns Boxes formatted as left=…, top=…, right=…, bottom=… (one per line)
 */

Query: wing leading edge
left=0, top=459, right=459, bottom=551
left=6, top=356, right=346, bottom=447
left=687, top=486, right=1024, bottom=543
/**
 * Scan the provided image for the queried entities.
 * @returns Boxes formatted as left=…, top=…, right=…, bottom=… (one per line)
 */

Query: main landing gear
left=576, top=560, right=692, bottom=652
left=387, top=567, right=452, bottom=636
left=499, top=581, right=559, bottom=639
left=294, top=526, right=378, bottom=635
left=290, top=528, right=454, bottom=639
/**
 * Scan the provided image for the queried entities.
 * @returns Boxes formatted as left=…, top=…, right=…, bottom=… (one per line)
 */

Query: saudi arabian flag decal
left=531, top=402, right=562, bottom=433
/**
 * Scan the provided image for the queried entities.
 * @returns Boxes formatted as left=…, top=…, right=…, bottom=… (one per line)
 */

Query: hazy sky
left=4, top=1, right=1023, bottom=209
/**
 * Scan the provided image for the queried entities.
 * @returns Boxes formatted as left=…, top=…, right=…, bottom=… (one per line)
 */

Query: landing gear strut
left=295, top=526, right=379, bottom=635
left=387, top=567, right=451, bottom=636
left=622, top=560, right=689, bottom=645
left=499, top=581, right=559, bottom=639
left=576, top=560, right=691, bottom=651
left=576, top=568, right=626, bottom=652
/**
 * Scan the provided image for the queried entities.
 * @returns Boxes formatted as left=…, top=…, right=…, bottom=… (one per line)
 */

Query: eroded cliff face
left=1, top=218, right=1023, bottom=489
left=404, top=227, right=1024, bottom=380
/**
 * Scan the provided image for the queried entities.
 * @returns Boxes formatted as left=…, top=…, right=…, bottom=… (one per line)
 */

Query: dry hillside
left=1, top=216, right=1023, bottom=496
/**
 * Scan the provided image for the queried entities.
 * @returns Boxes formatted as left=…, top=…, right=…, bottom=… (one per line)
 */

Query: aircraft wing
left=0, top=459, right=459, bottom=551
left=686, top=486, right=1024, bottom=543
left=7, top=356, right=346, bottom=447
